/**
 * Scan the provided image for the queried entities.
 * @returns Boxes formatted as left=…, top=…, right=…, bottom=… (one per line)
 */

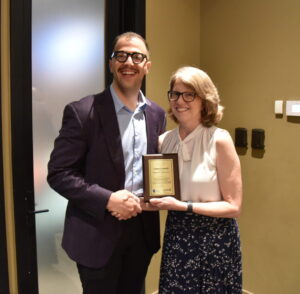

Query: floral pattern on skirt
left=159, top=211, right=242, bottom=294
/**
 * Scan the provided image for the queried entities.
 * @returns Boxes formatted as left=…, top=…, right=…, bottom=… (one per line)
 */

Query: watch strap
left=187, top=200, right=193, bottom=214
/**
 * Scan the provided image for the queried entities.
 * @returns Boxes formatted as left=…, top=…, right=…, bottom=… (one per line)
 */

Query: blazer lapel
left=94, top=89, right=125, bottom=181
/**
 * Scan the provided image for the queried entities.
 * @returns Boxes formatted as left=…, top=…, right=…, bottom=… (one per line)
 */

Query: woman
left=150, top=66, right=242, bottom=293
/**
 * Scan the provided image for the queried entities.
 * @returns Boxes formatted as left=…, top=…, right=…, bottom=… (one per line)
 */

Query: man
left=47, top=32, right=166, bottom=294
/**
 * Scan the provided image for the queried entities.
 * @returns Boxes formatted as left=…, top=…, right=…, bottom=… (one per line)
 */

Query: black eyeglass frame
left=110, top=50, right=148, bottom=64
left=167, top=91, right=198, bottom=102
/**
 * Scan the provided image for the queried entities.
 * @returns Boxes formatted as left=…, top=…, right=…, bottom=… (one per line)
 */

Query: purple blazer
left=47, top=88, right=166, bottom=268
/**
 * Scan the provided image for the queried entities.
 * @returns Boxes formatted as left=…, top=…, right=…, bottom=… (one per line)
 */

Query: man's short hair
left=112, top=32, right=149, bottom=53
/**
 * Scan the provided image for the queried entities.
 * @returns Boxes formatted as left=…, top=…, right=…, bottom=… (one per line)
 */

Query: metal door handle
left=28, top=209, right=49, bottom=214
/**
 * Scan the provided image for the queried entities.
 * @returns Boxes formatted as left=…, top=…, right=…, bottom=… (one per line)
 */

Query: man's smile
left=119, top=66, right=138, bottom=76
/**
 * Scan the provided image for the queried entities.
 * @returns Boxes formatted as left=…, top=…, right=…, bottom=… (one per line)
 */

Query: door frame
left=9, top=0, right=38, bottom=292
left=1, top=0, right=10, bottom=292
left=0, top=16, right=9, bottom=291
left=8, top=0, right=146, bottom=293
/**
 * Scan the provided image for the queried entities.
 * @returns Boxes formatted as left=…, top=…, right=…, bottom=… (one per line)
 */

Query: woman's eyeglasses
left=167, top=91, right=198, bottom=102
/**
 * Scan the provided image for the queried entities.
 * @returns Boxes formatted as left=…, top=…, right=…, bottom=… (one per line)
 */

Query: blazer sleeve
left=47, top=102, right=111, bottom=221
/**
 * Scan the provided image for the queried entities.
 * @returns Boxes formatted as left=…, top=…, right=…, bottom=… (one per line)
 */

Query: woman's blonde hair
left=168, top=66, right=224, bottom=127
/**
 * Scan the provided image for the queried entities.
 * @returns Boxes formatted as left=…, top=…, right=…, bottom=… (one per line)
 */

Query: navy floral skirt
left=159, top=211, right=242, bottom=294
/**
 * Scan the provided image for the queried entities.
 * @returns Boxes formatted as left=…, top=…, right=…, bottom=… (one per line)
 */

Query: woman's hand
left=140, top=198, right=160, bottom=211
left=149, top=196, right=187, bottom=211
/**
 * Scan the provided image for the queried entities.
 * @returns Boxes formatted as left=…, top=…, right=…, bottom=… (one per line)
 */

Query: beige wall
left=200, top=0, right=300, bottom=293
left=146, top=0, right=201, bottom=293
left=147, top=1, right=300, bottom=293
left=146, top=0, right=201, bottom=130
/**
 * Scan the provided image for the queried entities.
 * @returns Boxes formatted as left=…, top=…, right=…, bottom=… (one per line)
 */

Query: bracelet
left=186, top=200, right=193, bottom=214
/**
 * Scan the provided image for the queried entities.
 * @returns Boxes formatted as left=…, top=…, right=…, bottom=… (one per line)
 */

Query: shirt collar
left=110, top=84, right=148, bottom=113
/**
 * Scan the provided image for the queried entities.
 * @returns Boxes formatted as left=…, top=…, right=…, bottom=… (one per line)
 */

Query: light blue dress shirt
left=110, top=85, right=147, bottom=196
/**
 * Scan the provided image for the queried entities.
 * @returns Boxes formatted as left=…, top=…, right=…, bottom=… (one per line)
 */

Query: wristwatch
left=186, top=201, right=193, bottom=214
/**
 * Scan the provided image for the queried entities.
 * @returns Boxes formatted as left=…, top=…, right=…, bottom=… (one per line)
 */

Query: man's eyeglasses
left=167, top=91, right=198, bottom=102
left=111, top=51, right=148, bottom=64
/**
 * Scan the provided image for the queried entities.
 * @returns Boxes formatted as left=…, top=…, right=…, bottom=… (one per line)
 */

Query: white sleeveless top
left=159, top=124, right=227, bottom=202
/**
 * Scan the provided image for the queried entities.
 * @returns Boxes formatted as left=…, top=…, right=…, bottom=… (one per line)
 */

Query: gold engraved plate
left=149, top=159, right=175, bottom=196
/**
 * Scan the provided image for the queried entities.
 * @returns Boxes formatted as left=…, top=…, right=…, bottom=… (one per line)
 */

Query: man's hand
left=107, top=190, right=142, bottom=220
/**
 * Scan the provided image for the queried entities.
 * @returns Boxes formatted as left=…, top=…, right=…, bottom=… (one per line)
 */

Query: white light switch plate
left=274, top=100, right=283, bottom=114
